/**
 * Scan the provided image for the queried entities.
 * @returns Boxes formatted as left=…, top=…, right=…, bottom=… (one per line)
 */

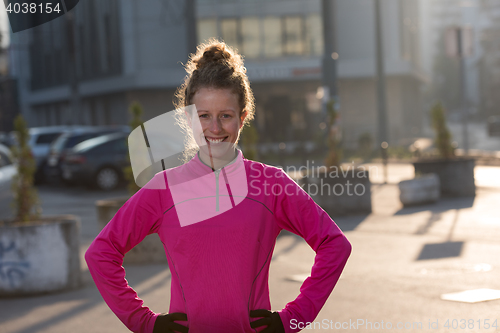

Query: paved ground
left=1, top=164, right=499, bottom=333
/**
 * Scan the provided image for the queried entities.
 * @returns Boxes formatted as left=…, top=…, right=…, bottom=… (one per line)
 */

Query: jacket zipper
left=215, top=169, right=221, bottom=212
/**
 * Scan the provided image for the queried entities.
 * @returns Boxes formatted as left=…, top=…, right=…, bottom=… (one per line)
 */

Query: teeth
left=206, top=137, right=225, bottom=143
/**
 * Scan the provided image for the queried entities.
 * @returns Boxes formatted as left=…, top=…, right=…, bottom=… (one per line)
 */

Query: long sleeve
left=272, top=170, right=352, bottom=333
left=85, top=174, right=166, bottom=333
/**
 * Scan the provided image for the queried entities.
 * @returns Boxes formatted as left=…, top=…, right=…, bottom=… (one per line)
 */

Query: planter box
left=399, top=173, right=440, bottom=207
left=298, top=168, right=372, bottom=216
left=413, top=158, right=475, bottom=197
left=96, top=197, right=166, bottom=265
left=0, top=215, right=81, bottom=296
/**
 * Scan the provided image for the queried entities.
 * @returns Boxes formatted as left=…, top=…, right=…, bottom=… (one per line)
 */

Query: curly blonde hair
left=173, top=39, right=255, bottom=162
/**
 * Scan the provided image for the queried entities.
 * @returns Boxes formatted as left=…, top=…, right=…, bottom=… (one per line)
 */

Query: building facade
left=9, top=0, right=424, bottom=151
left=10, top=0, right=188, bottom=128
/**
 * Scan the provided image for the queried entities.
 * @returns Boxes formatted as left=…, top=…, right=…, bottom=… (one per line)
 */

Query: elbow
left=340, top=235, right=352, bottom=263
left=84, top=241, right=98, bottom=266
left=344, top=236, right=352, bottom=258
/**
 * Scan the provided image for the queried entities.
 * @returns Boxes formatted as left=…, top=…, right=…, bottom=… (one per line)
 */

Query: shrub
left=10, top=115, right=41, bottom=222
left=324, top=98, right=342, bottom=168
left=430, top=102, right=455, bottom=159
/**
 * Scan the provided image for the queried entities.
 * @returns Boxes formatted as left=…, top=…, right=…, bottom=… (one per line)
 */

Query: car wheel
left=34, top=163, right=46, bottom=185
left=62, top=178, right=77, bottom=187
left=95, top=167, right=120, bottom=191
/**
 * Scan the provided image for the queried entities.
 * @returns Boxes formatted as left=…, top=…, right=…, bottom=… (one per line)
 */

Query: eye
left=199, top=114, right=209, bottom=119
left=221, top=114, right=232, bottom=119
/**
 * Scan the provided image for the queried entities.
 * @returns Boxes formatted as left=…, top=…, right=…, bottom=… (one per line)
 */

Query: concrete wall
left=0, top=216, right=81, bottom=296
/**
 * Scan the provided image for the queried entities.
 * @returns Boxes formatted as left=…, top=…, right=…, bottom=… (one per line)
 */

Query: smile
left=205, top=136, right=228, bottom=144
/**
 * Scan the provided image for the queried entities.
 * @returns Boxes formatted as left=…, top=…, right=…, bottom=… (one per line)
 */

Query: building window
left=400, top=0, right=414, bottom=62
left=103, top=14, right=112, bottom=72
left=198, top=18, right=218, bottom=43
left=55, top=104, right=62, bottom=125
left=305, top=14, right=323, bottom=56
left=263, top=16, right=282, bottom=58
left=241, top=17, right=260, bottom=58
left=89, top=0, right=100, bottom=75
left=90, top=100, right=98, bottom=126
left=284, top=16, right=304, bottom=55
left=78, top=25, right=87, bottom=77
left=221, top=18, right=240, bottom=50
left=197, top=15, right=322, bottom=59
left=104, top=101, right=111, bottom=125
left=29, top=0, right=122, bottom=89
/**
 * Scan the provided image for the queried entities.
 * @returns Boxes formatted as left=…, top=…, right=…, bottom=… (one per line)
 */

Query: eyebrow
left=197, top=109, right=236, bottom=113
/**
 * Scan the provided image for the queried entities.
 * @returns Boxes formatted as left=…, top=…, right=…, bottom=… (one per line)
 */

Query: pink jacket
left=85, top=149, right=351, bottom=333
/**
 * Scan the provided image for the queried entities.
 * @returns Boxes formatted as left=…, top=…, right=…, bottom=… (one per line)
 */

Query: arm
left=273, top=170, right=352, bottom=333
left=85, top=174, right=166, bottom=333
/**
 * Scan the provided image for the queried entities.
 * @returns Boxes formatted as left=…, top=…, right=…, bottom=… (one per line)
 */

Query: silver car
left=0, top=144, right=17, bottom=221
left=9, top=126, right=85, bottom=183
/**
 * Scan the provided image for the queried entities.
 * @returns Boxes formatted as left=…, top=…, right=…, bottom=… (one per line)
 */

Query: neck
left=198, top=148, right=238, bottom=171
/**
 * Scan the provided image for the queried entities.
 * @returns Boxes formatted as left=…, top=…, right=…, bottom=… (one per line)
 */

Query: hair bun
left=195, top=44, right=234, bottom=70
left=174, top=39, right=255, bottom=141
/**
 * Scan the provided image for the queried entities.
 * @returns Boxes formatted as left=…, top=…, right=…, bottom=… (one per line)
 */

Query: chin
left=199, top=141, right=236, bottom=160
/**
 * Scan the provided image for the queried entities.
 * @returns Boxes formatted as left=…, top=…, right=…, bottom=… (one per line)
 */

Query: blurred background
left=1, top=1, right=500, bottom=332
left=0, top=0, right=499, bottom=166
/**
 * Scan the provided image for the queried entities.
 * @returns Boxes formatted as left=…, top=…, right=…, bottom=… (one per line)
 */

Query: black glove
left=153, top=312, right=189, bottom=333
left=250, top=309, right=286, bottom=333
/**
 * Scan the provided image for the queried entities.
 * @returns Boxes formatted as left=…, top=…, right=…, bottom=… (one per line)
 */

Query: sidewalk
left=1, top=163, right=499, bottom=333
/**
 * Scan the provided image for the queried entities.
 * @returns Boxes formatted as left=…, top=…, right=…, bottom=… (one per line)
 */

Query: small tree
left=123, top=102, right=144, bottom=196
left=324, top=99, right=342, bottom=168
left=10, top=115, right=41, bottom=222
left=430, top=102, right=455, bottom=159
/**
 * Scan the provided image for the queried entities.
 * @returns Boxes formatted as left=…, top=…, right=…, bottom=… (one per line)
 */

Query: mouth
left=205, top=136, right=228, bottom=145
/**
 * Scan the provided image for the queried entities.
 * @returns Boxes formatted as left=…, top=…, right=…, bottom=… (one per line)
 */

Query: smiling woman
left=173, top=39, right=255, bottom=170
left=85, top=39, right=352, bottom=333
left=189, top=87, right=243, bottom=170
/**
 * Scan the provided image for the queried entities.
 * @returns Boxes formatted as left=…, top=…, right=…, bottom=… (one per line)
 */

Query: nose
left=209, top=117, right=222, bottom=134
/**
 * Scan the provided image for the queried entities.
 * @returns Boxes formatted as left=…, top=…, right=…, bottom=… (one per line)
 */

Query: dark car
left=0, top=132, right=12, bottom=147
left=44, top=126, right=129, bottom=183
left=60, top=132, right=130, bottom=191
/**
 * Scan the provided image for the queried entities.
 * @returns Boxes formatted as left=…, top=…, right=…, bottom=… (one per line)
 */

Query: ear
left=239, top=110, right=247, bottom=129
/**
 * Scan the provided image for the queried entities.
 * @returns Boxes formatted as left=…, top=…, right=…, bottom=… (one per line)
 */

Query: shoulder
left=153, top=162, right=191, bottom=185
left=243, top=158, right=294, bottom=186
left=244, top=158, right=286, bottom=177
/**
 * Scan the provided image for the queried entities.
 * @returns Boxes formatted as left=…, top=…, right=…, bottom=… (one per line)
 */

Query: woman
left=85, top=39, right=352, bottom=333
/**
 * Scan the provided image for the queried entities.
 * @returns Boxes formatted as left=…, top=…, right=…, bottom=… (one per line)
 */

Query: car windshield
left=51, top=130, right=118, bottom=153
left=35, top=132, right=63, bottom=144
left=73, top=133, right=127, bottom=153
left=50, top=134, right=69, bottom=152
left=65, top=133, right=109, bottom=149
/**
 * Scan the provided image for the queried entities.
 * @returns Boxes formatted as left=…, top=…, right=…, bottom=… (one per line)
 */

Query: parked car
left=61, top=132, right=129, bottom=191
left=44, top=126, right=130, bottom=183
left=0, top=132, right=13, bottom=147
left=488, top=116, right=500, bottom=137
left=9, top=126, right=71, bottom=184
left=0, top=143, right=17, bottom=220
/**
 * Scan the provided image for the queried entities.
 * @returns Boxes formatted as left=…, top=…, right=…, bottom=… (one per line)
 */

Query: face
left=189, top=87, right=245, bottom=162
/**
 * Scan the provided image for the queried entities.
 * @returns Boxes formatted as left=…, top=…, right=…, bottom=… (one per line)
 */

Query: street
left=0, top=164, right=499, bottom=332
left=448, top=121, right=500, bottom=153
